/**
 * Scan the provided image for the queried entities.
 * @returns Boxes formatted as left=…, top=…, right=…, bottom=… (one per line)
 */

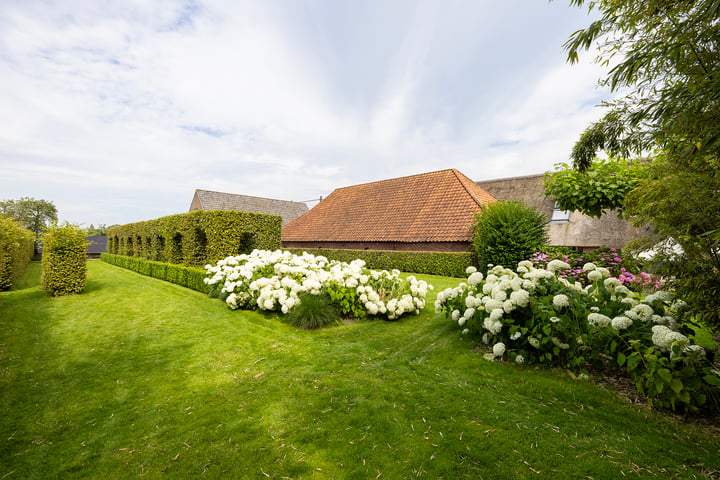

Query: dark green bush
left=107, top=210, right=282, bottom=267
left=41, top=224, right=88, bottom=296
left=285, top=248, right=473, bottom=277
left=285, top=291, right=338, bottom=329
left=473, top=201, right=548, bottom=273
left=0, top=216, right=35, bottom=291
left=101, top=253, right=208, bottom=293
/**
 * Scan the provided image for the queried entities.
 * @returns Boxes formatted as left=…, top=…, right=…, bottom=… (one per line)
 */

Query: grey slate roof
left=190, top=189, right=309, bottom=225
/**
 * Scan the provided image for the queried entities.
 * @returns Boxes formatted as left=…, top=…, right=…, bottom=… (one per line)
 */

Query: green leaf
left=670, top=378, right=684, bottom=395
left=616, top=352, right=626, bottom=367
left=656, top=368, right=672, bottom=384
left=703, top=374, right=720, bottom=386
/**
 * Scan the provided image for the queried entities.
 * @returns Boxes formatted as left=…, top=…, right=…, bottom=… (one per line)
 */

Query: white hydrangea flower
left=587, top=270, right=603, bottom=282
left=492, top=342, right=506, bottom=358
left=547, top=259, right=571, bottom=272
left=626, top=304, right=654, bottom=322
left=466, top=266, right=477, bottom=274
left=587, top=313, right=611, bottom=328
left=518, top=260, right=533, bottom=270
left=604, top=277, right=622, bottom=289
left=553, top=294, right=570, bottom=308
left=468, top=272, right=484, bottom=286
left=515, top=355, right=525, bottom=364
left=651, top=325, right=688, bottom=350
left=510, top=331, right=522, bottom=341
left=611, top=316, right=633, bottom=330
left=528, top=337, right=540, bottom=349
left=582, top=262, right=597, bottom=271
left=509, top=289, right=530, bottom=308
left=489, top=308, right=503, bottom=322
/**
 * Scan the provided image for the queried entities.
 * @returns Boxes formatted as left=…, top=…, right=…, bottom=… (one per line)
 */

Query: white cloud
left=0, top=0, right=609, bottom=225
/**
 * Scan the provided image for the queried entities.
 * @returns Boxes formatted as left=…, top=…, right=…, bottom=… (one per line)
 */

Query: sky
left=0, top=0, right=612, bottom=227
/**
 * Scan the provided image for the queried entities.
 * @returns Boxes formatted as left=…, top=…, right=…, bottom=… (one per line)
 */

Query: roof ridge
left=195, top=188, right=306, bottom=205
left=450, top=169, right=495, bottom=207
left=333, top=168, right=459, bottom=191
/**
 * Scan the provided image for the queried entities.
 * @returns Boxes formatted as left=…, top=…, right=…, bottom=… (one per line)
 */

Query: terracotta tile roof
left=190, top=189, right=308, bottom=225
left=282, top=169, right=496, bottom=243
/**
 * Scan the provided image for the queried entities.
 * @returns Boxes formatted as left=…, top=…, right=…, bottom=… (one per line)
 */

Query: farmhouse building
left=189, top=189, right=308, bottom=225
left=282, top=169, right=496, bottom=252
left=477, top=174, right=650, bottom=251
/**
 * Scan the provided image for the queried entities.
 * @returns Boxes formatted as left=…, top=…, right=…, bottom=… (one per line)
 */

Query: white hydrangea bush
left=436, top=260, right=720, bottom=413
left=204, top=249, right=431, bottom=321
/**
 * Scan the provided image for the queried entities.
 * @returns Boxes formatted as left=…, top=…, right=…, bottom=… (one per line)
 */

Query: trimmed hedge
left=285, top=248, right=474, bottom=278
left=101, top=253, right=208, bottom=293
left=41, top=224, right=88, bottom=296
left=107, top=210, right=282, bottom=267
left=0, top=216, right=35, bottom=291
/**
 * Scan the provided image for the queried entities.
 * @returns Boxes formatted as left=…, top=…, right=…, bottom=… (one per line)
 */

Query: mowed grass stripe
left=1, top=262, right=718, bottom=479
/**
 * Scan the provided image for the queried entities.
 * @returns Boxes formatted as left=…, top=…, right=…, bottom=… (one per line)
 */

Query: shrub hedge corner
left=0, top=216, right=35, bottom=291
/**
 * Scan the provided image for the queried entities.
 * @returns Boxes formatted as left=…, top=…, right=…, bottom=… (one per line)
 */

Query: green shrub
left=41, top=224, right=88, bottom=296
left=285, top=291, right=339, bottom=330
left=284, top=248, right=473, bottom=277
left=101, top=253, right=208, bottom=293
left=472, top=201, right=548, bottom=273
left=0, top=216, right=35, bottom=291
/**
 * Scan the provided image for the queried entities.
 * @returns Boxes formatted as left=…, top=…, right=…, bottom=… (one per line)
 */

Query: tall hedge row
left=107, top=210, right=282, bottom=267
left=285, top=248, right=474, bottom=278
left=0, top=216, right=35, bottom=290
left=41, top=224, right=88, bottom=296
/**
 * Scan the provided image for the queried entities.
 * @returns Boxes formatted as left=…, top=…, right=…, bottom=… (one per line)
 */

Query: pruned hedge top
left=107, top=210, right=282, bottom=267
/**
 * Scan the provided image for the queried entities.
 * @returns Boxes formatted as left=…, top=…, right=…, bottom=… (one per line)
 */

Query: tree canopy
left=542, top=158, right=646, bottom=218
left=559, top=0, right=720, bottom=329
left=0, top=197, right=58, bottom=237
left=563, top=0, right=720, bottom=171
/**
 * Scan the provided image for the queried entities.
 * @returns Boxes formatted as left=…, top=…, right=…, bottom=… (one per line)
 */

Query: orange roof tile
left=282, top=169, right=496, bottom=243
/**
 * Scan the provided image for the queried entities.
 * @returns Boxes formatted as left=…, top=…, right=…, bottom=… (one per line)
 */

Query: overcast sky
left=0, top=0, right=610, bottom=227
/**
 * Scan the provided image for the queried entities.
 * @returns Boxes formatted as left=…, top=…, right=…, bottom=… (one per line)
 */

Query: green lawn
left=1, top=262, right=718, bottom=479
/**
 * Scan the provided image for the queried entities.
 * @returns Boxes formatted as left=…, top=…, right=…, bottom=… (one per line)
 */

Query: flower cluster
left=435, top=258, right=719, bottom=413
left=529, top=247, right=660, bottom=291
left=204, top=249, right=431, bottom=321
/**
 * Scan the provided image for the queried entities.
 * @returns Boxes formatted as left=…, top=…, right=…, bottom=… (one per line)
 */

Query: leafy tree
left=85, top=224, right=108, bottom=236
left=473, top=201, right=548, bottom=273
left=561, top=0, right=720, bottom=329
left=543, top=158, right=646, bottom=218
left=0, top=197, right=58, bottom=237
left=623, top=154, right=720, bottom=329
left=563, top=0, right=720, bottom=172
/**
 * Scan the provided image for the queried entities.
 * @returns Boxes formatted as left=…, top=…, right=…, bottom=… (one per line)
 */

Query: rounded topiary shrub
left=473, top=201, right=548, bottom=273
left=41, top=223, right=88, bottom=296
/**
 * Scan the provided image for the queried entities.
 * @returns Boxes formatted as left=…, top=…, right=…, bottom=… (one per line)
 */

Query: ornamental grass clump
left=204, top=249, right=431, bottom=323
left=436, top=262, right=720, bottom=414
left=284, top=291, right=338, bottom=330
